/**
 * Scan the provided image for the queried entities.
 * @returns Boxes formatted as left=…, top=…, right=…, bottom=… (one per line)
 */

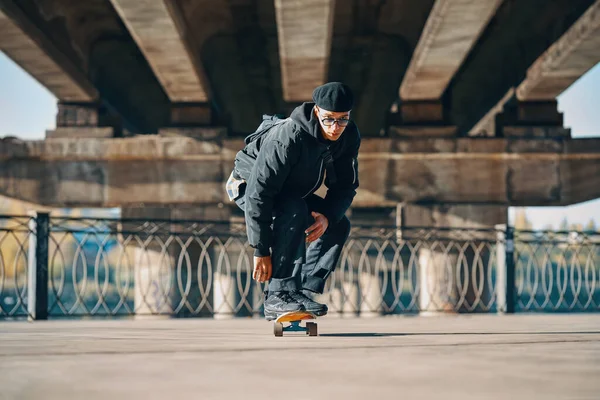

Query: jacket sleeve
left=244, top=136, right=298, bottom=257
left=321, top=132, right=361, bottom=224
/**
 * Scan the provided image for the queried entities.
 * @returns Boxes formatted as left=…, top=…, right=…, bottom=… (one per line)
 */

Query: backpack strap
left=244, top=114, right=288, bottom=145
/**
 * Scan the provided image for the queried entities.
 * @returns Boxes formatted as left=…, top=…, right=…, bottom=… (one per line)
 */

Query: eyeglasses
left=320, top=116, right=350, bottom=127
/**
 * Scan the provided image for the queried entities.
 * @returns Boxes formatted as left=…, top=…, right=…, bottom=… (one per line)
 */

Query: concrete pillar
left=327, top=207, right=397, bottom=317
left=212, top=254, right=237, bottom=319
left=314, top=253, right=360, bottom=318
left=494, top=224, right=515, bottom=314
left=121, top=204, right=231, bottom=318
left=356, top=208, right=395, bottom=317
left=120, top=206, right=174, bottom=318
left=46, top=102, right=121, bottom=139
left=417, top=246, right=456, bottom=314
left=130, top=243, right=173, bottom=317
left=397, top=203, right=507, bottom=315
left=56, top=102, right=100, bottom=127
left=211, top=214, right=243, bottom=320
left=496, top=99, right=571, bottom=138
left=170, top=205, right=232, bottom=318
left=170, top=103, right=212, bottom=126
left=387, top=100, right=457, bottom=138
left=228, top=208, right=263, bottom=319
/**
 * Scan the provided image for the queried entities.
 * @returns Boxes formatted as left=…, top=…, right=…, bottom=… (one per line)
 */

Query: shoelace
left=289, top=290, right=312, bottom=303
left=277, top=291, right=297, bottom=303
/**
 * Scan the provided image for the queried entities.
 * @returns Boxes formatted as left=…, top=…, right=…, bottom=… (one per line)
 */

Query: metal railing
left=0, top=214, right=598, bottom=319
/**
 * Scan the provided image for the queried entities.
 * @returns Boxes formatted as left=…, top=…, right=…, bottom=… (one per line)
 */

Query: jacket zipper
left=303, top=159, right=324, bottom=198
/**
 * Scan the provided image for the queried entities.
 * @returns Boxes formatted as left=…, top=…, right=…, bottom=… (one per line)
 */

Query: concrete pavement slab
left=0, top=314, right=599, bottom=400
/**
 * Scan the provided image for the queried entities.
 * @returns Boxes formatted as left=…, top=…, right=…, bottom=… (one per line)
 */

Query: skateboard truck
left=273, top=311, right=318, bottom=337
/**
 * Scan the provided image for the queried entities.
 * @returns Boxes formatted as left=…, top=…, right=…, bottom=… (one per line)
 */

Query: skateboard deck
left=276, top=310, right=316, bottom=323
left=273, top=311, right=318, bottom=337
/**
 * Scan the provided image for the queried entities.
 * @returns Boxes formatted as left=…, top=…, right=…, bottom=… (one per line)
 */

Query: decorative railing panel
left=0, top=216, right=32, bottom=318
left=1, top=214, right=598, bottom=319
left=514, top=230, right=599, bottom=312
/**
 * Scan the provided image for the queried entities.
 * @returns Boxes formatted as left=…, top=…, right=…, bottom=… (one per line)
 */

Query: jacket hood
left=290, top=102, right=327, bottom=143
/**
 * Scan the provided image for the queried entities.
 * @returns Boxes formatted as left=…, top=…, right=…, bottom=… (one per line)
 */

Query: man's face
left=314, top=106, right=350, bottom=142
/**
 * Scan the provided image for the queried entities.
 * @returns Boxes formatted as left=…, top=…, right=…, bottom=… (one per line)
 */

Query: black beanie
left=312, top=82, right=354, bottom=112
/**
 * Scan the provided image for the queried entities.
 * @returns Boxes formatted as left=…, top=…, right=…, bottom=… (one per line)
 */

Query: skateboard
left=273, top=310, right=318, bottom=337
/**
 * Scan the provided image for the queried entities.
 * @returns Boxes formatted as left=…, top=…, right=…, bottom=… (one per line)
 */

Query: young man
left=226, top=82, right=361, bottom=320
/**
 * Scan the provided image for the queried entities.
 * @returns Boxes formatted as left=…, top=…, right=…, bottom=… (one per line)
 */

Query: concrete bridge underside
left=1, top=0, right=600, bottom=228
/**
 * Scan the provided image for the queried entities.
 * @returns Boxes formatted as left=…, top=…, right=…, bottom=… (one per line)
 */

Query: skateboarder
left=226, top=82, right=361, bottom=320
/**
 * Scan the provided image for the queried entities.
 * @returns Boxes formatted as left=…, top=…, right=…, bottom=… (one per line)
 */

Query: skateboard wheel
left=274, top=322, right=283, bottom=337
left=306, top=322, right=318, bottom=336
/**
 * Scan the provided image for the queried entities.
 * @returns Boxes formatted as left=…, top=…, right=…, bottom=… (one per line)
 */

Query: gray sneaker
left=263, top=291, right=305, bottom=320
left=289, top=290, right=328, bottom=316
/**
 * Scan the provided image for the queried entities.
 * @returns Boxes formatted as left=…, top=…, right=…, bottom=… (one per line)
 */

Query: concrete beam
left=0, top=7, right=97, bottom=102
left=1, top=135, right=599, bottom=208
left=447, top=0, right=596, bottom=135
left=275, top=0, right=335, bottom=101
left=470, top=92, right=569, bottom=138
left=400, top=0, right=503, bottom=100
left=517, top=0, right=600, bottom=100
left=109, top=0, right=209, bottom=102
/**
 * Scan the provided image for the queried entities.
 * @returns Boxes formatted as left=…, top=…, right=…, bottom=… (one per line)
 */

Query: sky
left=0, top=52, right=598, bottom=229
left=514, top=62, right=600, bottom=230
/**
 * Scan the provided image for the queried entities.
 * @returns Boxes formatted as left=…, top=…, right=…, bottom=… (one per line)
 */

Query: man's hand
left=305, top=211, right=329, bottom=243
left=253, top=255, right=272, bottom=282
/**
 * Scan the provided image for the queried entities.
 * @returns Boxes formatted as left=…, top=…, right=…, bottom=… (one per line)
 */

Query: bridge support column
left=397, top=203, right=507, bottom=315
left=170, top=103, right=212, bottom=127
left=121, top=204, right=231, bottom=318
left=120, top=206, right=174, bottom=318
left=387, top=100, right=457, bottom=138
left=46, top=102, right=119, bottom=139
left=353, top=208, right=396, bottom=317
left=320, top=207, right=396, bottom=317
left=496, top=99, right=571, bottom=138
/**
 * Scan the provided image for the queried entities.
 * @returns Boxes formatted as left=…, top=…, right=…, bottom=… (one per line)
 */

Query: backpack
left=241, top=113, right=338, bottom=185
left=243, top=114, right=288, bottom=145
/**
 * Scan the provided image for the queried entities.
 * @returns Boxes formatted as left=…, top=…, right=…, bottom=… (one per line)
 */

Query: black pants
left=235, top=191, right=351, bottom=294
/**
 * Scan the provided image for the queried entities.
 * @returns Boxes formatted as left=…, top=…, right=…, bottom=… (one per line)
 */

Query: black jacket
left=232, top=102, right=361, bottom=256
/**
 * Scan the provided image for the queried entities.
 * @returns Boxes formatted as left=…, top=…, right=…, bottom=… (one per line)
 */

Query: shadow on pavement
left=320, top=331, right=600, bottom=337
left=320, top=333, right=406, bottom=337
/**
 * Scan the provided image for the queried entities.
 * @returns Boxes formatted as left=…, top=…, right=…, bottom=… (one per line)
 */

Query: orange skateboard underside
left=275, top=311, right=317, bottom=323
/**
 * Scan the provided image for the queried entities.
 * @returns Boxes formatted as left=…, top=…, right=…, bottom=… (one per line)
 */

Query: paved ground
left=0, top=314, right=599, bottom=400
